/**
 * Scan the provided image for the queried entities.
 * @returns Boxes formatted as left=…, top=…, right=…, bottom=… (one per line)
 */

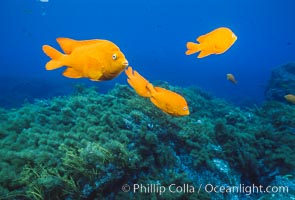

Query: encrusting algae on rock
left=0, top=83, right=294, bottom=199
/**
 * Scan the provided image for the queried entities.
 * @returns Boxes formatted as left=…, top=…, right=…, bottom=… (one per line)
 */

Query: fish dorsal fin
left=197, top=35, right=206, bottom=43
left=56, top=38, right=101, bottom=54
left=154, top=87, right=168, bottom=93
left=63, top=68, right=83, bottom=78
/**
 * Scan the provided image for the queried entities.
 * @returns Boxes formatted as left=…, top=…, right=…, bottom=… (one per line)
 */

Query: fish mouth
left=123, top=60, right=129, bottom=67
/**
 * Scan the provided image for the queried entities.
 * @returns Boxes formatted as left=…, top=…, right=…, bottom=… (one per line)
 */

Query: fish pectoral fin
left=214, top=44, right=225, bottom=51
left=89, top=71, right=103, bottom=81
left=150, top=97, right=171, bottom=115
left=197, top=50, right=211, bottom=58
left=87, top=56, right=101, bottom=67
left=86, top=56, right=104, bottom=80
left=63, top=68, right=83, bottom=78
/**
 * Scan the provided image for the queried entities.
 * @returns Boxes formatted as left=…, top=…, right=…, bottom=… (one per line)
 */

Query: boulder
left=265, top=62, right=295, bottom=101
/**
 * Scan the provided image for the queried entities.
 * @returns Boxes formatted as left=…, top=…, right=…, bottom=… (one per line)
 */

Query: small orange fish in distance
left=226, top=73, right=237, bottom=84
left=42, top=37, right=129, bottom=81
left=185, top=27, right=237, bottom=58
left=284, top=94, right=295, bottom=104
left=125, top=66, right=151, bottom=97
left=147, top=83, right=189, bottom=116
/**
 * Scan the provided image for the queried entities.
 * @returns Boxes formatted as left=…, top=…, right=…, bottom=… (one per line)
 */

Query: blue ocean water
left=1, top=0, right=295, bottom=107
left=1, top=1, right=295, bottom=199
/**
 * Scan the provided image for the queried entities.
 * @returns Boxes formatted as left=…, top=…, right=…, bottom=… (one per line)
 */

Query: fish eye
left=183, top=107, right=187, bottom=111
left=112, top=54, right=117, bottom=60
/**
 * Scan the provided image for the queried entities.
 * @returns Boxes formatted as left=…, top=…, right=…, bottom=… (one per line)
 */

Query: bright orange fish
left=125, top=68, right=189, bottom=116
left=42, top=38, right=128, bottom=81
left=284, top=94, right=295, bottom=104
left=125, top=66, right=151, bottom=97
left=226, top=73, right=237, bottom=84
left=147, top=83, right=189, bottom=116
left=185, top=27, right=237, bottom=58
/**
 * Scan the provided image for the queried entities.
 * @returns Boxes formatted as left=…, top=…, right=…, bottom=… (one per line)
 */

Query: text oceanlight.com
left=121, top=183, right=289, bottom=196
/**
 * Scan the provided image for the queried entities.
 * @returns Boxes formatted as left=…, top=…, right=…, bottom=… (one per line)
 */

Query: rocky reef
left=0, top=83, right=294, bottom=199
left=265, top=62, right=295, bottom=101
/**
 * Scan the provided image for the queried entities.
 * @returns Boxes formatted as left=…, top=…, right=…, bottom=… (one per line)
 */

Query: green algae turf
left=0, top=84, right=294, bottom=199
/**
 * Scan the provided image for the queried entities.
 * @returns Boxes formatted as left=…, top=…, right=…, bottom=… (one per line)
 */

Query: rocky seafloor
left=0, top=82, right=294, bottom=200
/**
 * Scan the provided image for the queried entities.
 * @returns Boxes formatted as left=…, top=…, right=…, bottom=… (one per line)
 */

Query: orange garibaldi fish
left=125, top=67, right=189, bottom=116
left=284, top=94, right=295, bottom=104
left=185, top=27, right=237, bottom=58
left=226, top=73, right=237, bottom=84
left=42, top=37, right=129, bottom=81
left=147, top=84, right=189, bottom=116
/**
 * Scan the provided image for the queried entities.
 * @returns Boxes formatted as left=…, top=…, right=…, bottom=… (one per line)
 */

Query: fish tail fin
left=125, top=66, right=152, bottom=98
left=125, top=67, right=138, bottom=92
left=42, top=45, right=65, bottom=70
left=125, top=66, right=134, bottom=80
left=185, top=42, right=201, bottom=55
